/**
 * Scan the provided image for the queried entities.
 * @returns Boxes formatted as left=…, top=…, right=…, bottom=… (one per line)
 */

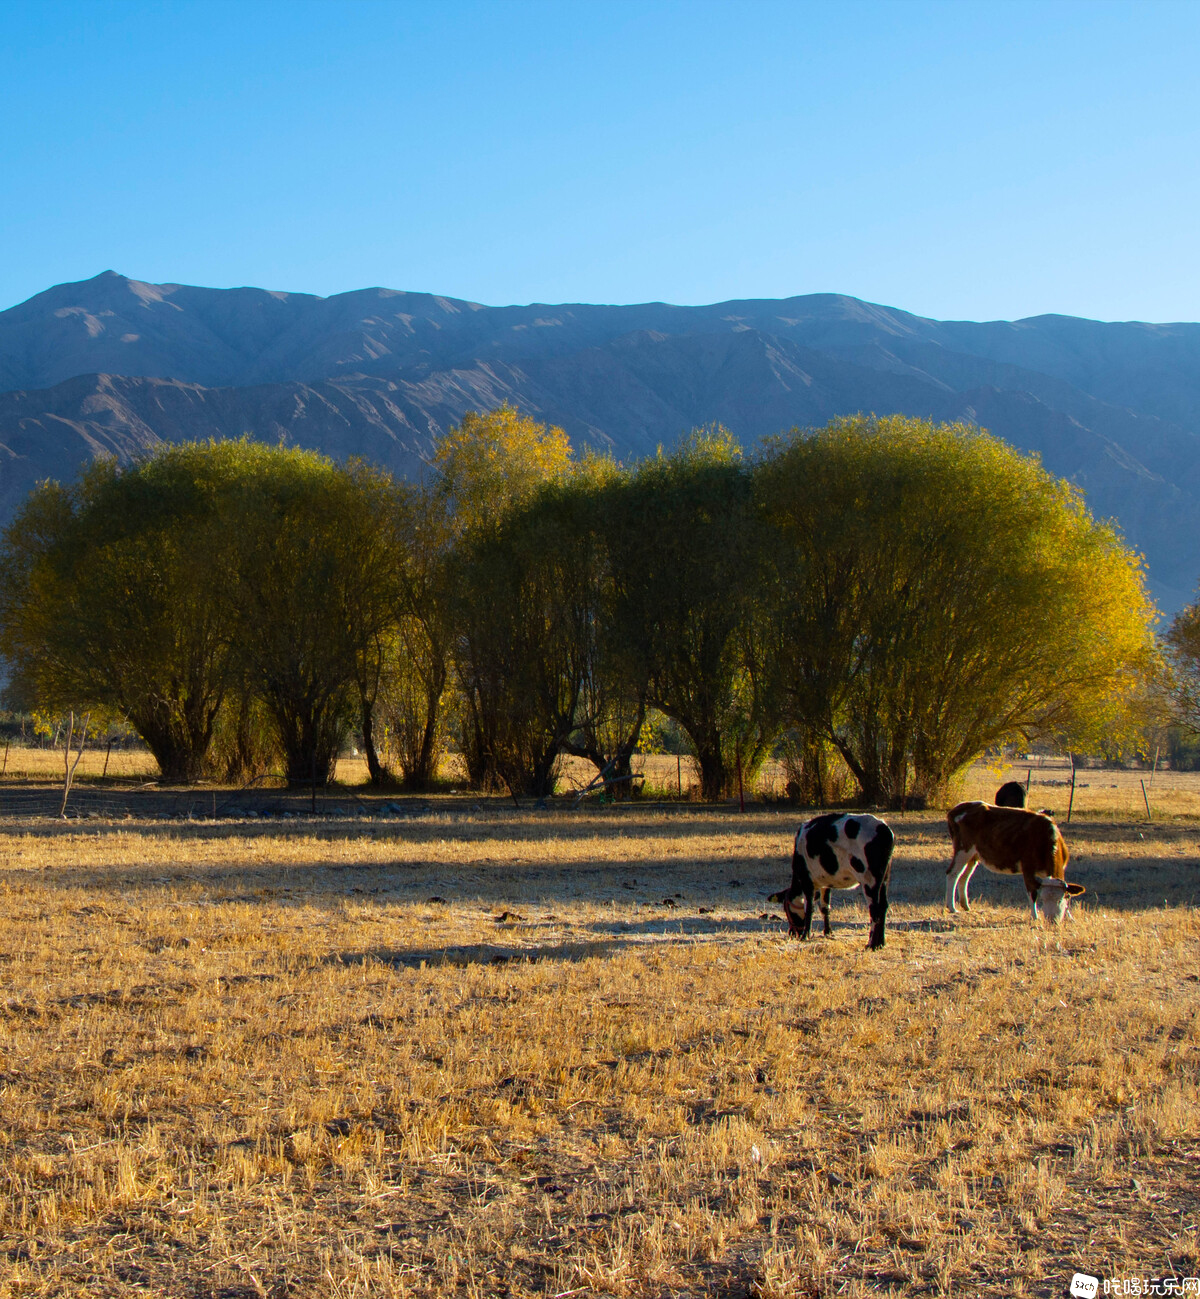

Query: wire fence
left=0, top=776, right=435, bottom=823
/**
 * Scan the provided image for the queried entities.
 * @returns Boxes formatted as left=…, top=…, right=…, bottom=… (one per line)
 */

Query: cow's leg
left=864, top=877, right=888, bottom=950
left=818, top=887, right=832, bottom=936
left=957, top=861, right=979, bottom=911
left=946, top=847, right=975, bottom=912
left=1023, top=868, right=1042, bottom=920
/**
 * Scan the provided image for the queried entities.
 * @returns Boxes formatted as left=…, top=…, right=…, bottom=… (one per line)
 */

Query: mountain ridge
left=2, top=272, right=1199, bottom=613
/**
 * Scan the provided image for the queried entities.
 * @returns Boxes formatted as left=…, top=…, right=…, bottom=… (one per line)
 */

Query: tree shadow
left=5, top=808, right=1195, bottom=915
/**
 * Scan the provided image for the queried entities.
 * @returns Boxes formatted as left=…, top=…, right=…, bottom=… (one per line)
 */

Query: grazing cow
left=946, top=801, right=1085, bottom=922
left=994, top=780, right=1027, bottom=808
left=768, top=813, right=895, bottom=950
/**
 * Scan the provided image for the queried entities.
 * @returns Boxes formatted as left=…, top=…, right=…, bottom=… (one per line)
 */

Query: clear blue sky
left=2, top=0, right=1198, bottom=321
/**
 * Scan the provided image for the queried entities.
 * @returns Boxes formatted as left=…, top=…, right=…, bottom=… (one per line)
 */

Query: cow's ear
left=1065, top=882, right=1086, bottom=897
left=767, top=890, right=786, bottom=903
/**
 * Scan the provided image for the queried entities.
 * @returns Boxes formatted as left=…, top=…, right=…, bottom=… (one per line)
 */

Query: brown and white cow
left=946, top=801, right=1084, bottom=922
left=769, top=812, right=895, bottom=949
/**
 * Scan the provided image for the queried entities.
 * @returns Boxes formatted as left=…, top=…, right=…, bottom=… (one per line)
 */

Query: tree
left=602, top=428, right=773, bottom=801
left=432, top=405, right=571, bottom=537
left=1164, top=597, right=1200, bottom=736
left=449, top=469, right=612, bottom=799
left=338, top=465, right=408, bottom=786
left=379, top=484, right=454, bottom=789
left=0, top=444, right=246, bottom=782
left=225, top=448, right=401, bottom=787
left=757, top=415, right=1159, bottom=806
left=434, top=406, right=577, bottom=791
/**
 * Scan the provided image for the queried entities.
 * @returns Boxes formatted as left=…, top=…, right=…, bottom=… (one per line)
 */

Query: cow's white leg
left=946, top=848, right=974, bottom=912
left=957, top=861, right=979, bottom=911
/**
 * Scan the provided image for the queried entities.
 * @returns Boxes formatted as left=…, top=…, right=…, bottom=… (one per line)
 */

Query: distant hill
left=2, top=271, right=1199, bottom=612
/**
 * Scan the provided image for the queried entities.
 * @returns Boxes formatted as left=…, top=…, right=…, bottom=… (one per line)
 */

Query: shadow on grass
left=5, top=809, right=1197, bottom=915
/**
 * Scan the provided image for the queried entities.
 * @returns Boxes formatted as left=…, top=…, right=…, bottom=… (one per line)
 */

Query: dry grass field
left=0, top=766, right=1197, bottom=1297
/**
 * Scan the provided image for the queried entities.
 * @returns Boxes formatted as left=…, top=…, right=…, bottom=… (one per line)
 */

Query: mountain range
left=2, top=270, right=1199, bottom=613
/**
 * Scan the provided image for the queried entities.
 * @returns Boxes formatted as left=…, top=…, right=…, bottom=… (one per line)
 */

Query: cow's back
left=949, top=801, right=1067, bottom=878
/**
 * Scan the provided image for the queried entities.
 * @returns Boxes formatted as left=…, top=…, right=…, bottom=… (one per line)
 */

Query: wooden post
left=1141, top=778, right=1152, bottom=823
left=1025, top=767, right=1031, bottom=794
left=102, top=737, right=113, bottom=779
left=736, top=740, right=745, bottom=813
left=1066, top=759, right=1077, bottom=824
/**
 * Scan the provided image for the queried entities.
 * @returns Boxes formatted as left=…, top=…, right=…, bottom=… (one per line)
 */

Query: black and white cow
left=768, top=813, right=895, bottom=950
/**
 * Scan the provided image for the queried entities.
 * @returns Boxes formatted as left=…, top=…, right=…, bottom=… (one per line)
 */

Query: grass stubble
left=0, top=788, right=1196, bottom=1296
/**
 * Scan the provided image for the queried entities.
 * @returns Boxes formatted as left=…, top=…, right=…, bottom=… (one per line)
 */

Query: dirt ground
left=0, top=770, right=1196, bottom=1297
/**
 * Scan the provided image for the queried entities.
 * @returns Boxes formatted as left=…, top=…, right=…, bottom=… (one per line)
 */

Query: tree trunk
left=402, top=675, right=446, bottom=790
left=696, top=748, right=727, bottom=802
left=361, top=698, right=387, bottom=786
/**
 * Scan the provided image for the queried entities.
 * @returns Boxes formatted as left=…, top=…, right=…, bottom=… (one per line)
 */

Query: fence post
left=1066, top=758, right=1077, bottom=824
left=1141, top=778, right=1152, bottom=823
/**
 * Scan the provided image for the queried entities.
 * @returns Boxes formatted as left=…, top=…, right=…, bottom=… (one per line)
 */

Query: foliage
left=757, top=415, right=1159, bottom=806
left=225, top=448, right=400, bottom=787
left=450, top=473, right=607, bottom=798
left=602, top=427, right=772, bottom=800
left=0, top=445, right=245, bottom=782
left=379, top=485, right=455, bottom=789
left=431, top=405, right=572, bottom=540
left=1163, top=595, right=1200, bottom=742
left=438, top=408, right=585, bottom=794
left=777, top=731, right=857, bottom=807
left=0, top=409, right=1163, bottom=805
left=206, top=684, right=284, bottom=784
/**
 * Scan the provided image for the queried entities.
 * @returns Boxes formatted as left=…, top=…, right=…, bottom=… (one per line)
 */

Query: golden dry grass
left=0, top=747, right=159, bottom=785
left=0, top=795, right=1196, bottom=1297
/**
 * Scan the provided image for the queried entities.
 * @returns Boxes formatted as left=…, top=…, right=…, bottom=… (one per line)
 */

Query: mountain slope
left=2, top=273, right=1199, bottom=612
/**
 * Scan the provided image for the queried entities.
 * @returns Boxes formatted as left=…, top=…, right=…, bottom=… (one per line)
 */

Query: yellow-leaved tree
left=423, top=405, right=576, bottom=791
left=757, top=415, right=1159, bottom=807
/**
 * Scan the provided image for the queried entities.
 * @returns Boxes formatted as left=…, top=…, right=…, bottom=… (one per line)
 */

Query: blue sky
left=2, top=0, right=1198, bottom=320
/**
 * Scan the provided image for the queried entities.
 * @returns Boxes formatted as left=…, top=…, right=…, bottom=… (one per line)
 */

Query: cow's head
left=1038, top=878, right=1085, bottom=923
left=767, top=887, right=807, bottom=934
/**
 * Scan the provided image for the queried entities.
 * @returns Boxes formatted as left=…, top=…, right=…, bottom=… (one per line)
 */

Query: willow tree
left=378, top=484, right=454, bottom=789
left=435, top=405, right=575, bottom=790
left=226, top=448, right=402, bottom=787
left=449, top=473, right=612, bottom=798
left=757, top=415, right=1158, bottom=806
left=602, top=428, right=773, bottom=801
left=0, top=443, right=246, bottom=782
